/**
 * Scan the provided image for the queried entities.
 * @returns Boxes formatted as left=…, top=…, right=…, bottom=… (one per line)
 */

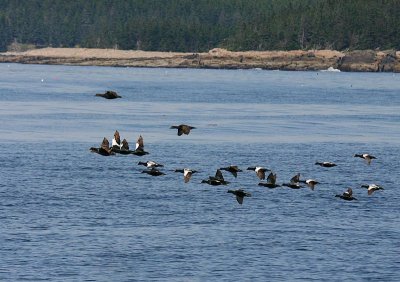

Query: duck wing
left=266, top=172, right=276, bottom=185
left=215, top=169, right=224, bottom=181
left=121, top=139, right=129, bottom=150
left=136, top=135, right=144, bottom=150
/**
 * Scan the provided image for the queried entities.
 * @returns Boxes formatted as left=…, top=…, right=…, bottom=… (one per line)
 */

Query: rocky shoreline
left=0, top=47, right=399, bottom=72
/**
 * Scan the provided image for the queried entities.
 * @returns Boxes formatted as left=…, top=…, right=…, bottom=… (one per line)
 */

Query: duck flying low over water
left=138, top=161, right=164, bottom=168
left=361, top=184, right=384, bottom=195
left=175, top=168, right=198, bottom=183
left=201, top=169, right=230, bottom=186
left=282, top=182, right=302, bottom=189
left=300, top=179, right=320, bottom=190
left=335, top=188, right=357, bottom=201
left=219, top=165, right=242, bottom=178
left=354, top=153, right=376, bottom=165
left=315, top=161, right=337, bottom=167
left=132, top=135, right=149, bottom=155
left=227, top=189, right=251, bottom=205
left=258, top=172, right=280, bottom=188
left=95, top=90, right=121, bottom=99
left=141, top=168, right=165, bottom=176
left=282, top=173, right=302, bottom=189
left=90, top=137, right=115, bottom=156
left=170, top=124, right=196, bottom=136
left=247, top=166, right=270, bottom=180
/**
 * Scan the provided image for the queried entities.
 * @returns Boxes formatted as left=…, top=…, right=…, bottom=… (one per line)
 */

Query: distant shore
left=0, top=47, right=399, bottom=72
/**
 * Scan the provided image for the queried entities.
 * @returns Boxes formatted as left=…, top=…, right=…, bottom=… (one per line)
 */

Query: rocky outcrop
left=338, top=49, right=399, bottom=72
left=0, top=47, right=398, bottom=72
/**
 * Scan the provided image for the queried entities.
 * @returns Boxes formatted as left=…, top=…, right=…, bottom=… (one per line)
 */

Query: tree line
left=0, top=0, right=399, bottom=52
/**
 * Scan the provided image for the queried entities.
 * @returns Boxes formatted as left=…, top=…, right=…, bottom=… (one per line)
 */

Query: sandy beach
left=1, top=47, right=399, bottom=72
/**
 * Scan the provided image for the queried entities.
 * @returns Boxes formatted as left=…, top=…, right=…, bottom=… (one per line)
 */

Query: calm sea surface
left=0, top=63, right=399, bottom=281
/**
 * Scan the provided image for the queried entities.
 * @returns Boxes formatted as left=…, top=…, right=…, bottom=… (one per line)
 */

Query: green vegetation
left=0, top=0, right=399, bottom=52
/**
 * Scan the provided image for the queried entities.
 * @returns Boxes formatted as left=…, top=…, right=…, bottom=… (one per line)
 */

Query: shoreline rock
left=0, top=47, right=398, bottom=72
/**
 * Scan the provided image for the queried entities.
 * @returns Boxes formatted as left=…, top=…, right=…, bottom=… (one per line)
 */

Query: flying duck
left=247, top=166, right=270, bottom=180
left=141, top=168, right=165, bottom=176
left=219, top=165, right=242, bottom=178
left=258, top=172, right=280, bottom=188
left=95, top=90, right=121, bottom=99
left=201, top=169, right=230, bottom=185
left=335, top=188, right=357, bottom=201
left=315, top=161, right=337, bottom=167
left=227, top=189, right=251, bottom=205
left=300, top=179, right=320, bottom=190
left=138, top=161, right=164, bottom=168
left=354, top=154, right=376, bottom=165
left=174, top=168, right=198, bottom=183
left=361, top=184, right=384, bottom=195
left=90, top=137, right=115, bottom=156
left=170, top=124, right=196, bottom=136
left=282, top=173, right=302, bottom=189
left=132, top=135, right=149, bottom=155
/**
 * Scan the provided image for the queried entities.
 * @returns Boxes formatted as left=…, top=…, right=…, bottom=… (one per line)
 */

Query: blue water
left=1, top=63, right=399, bottom=281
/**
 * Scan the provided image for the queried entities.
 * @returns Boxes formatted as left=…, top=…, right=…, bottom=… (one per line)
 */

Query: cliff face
left=0, top=48, right=399, bottom=72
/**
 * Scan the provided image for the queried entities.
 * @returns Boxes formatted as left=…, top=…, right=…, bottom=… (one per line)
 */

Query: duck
left=90, top=137, right=115, bottom=156
left=258, top=172, right=280, bottom=188
left=174, top=168, right=198, bottom=183
left=138, top=161, right=164, bottom=168
left=300, top=179, right=320, bottom=190
left=361, top=184, right=384, bottom=195
left=141, top=168, right=165, bottom=176
left=354, top=153, right=376, bottom=165
left=219, top=165, right=242, bottom=178
left=315, top=161, right=337, bottom=167
left=95, top=90, right=121, bottom=99
left=335, top=188, right=357, bottom=201
left=201, top=169, right=230, bottom=186
left=132, top=135, right=149, bottom=155
left=282, top=173, right=302, bottom=189
left=247, top=166, right=270, bottom=180
left=170, top=124, right=196, bottom=136
left=227, top=189, right=251, bottom=205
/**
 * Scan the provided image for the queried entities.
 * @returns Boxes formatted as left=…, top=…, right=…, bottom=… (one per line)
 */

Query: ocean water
left=0, top=63, right=399, bottom=281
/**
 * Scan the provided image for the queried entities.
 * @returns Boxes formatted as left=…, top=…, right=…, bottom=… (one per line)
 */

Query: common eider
left=301, top=179, right=320, bottom=190
left=315, top=161, right=337, bottom=167
left=282, top=173, right=302, bottom=189
left=335, top=188, right=357, bottom=201
left=175, top=168, right=198, bottom=183
left=141, top=168, right=165, bottom=176
left=361, top=184, right=384, bottom=195
left=227, top=189, right=251, bottom=205
left=170, top=124, right=196, bottom=136
left=247, top=166, right=270, bottom=180
left=95, top=90, right=121, bottom=99
left=90, top=137, right=115, bottom=156
left=201, top=169, right=230, bottom=185
left=258, top=172, right=280, bottom=188
left=220, top=165, right=242, bottom=178
left=354, top=153, right=376, bottom=165
left=138, top=161, right=164, bottom=168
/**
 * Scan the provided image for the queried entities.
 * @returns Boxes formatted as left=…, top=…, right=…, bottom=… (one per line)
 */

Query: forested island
left=0, top=0, right=399, bottom=71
